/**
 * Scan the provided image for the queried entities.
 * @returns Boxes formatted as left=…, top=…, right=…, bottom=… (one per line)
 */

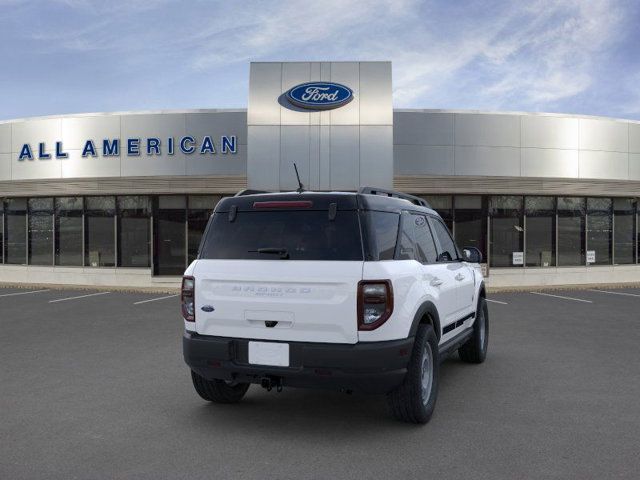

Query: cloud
left=0, top=0, right=637, bottom=119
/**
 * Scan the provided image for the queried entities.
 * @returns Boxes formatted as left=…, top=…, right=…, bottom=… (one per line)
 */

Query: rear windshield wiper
left=248, top=247, right=290, bottom=259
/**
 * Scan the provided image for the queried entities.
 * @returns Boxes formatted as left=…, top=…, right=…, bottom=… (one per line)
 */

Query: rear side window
left=396, top=212, right=438, bottom=263
left=200, top=210, right=363, bottom=261
left=429, top=217, right=459, bottom=262
left=412, top=214, right=438, bottom=263
left=364, top=211, right=399, bottom=261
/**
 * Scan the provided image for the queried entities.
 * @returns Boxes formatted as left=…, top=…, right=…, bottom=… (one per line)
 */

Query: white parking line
left=133, top=294, right=179, bottom=305
left=587, top=289, right=640, bottom=298
left=486, top=299, right=508, bottom=305
left=529, top=291, right=592, bottom=303
left=0, top=289, right=49, bottom=298
left=49, top=292, right=111, bottom=303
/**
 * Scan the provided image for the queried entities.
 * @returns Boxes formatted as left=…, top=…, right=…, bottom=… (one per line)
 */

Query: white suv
left=182, top=188, right=488, bottom=424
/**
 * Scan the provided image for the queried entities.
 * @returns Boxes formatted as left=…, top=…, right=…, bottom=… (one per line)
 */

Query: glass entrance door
left=154, top=196, right=186, bottom=276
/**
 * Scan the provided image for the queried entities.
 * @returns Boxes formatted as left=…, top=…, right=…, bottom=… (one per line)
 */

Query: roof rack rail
left=358, top=187, right=431, bottom=208
left=234, top=189, right=270, bottom=197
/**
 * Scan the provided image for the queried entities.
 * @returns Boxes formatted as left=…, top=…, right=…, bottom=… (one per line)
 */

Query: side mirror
left=437, top=251, right=452, bottom=262
left=462, top=247, right=483, bottom=263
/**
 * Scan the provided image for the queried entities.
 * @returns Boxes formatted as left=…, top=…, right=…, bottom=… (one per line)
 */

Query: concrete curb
left=0, top=282, right=179, bottom=295
left=487, top=282, right=640, bottom=293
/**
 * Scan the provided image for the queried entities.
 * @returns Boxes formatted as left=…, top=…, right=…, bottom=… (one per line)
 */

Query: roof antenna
left=293, top=162, right=305, bottom=193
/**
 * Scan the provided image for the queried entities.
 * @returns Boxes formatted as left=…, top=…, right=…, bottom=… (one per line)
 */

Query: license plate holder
left=248, top=341, right=290, bottom=367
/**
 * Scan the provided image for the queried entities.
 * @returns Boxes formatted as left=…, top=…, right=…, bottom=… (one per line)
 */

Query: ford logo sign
left=286, top=82, right=353, bottom=110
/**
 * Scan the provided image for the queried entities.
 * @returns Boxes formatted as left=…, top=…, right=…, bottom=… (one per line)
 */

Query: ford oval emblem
left=201, top=305, right=215, bottom=312
left=286, top=82, right=353, bottom=110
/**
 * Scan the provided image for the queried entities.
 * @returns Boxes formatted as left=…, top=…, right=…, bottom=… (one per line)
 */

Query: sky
left=0, top=0, right=639, bottom=121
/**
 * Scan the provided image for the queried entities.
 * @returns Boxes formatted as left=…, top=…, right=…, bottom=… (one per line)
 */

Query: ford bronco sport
left=182, top=187, right=488, bottom=424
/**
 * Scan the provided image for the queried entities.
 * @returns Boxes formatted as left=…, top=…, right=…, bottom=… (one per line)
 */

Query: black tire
left=190, top=370, right=250, bottom=404
left=387, top=324, right=439, bottom=424
left=459, top=297, right=489, bottom=364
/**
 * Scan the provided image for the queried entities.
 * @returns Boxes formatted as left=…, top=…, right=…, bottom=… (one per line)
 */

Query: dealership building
left=1, top=61, right=639, bottom=288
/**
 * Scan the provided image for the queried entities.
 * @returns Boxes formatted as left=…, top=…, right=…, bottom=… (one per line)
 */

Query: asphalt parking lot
left=1, top=286, right=640, bottom=479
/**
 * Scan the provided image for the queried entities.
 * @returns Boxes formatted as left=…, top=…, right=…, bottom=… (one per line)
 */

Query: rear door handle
left=430, top=278, right=443, bottom=287
left=455, top=273, right=465, bottom=281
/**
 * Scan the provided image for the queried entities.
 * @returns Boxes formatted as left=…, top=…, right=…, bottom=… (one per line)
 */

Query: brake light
left=181, top=276, right=195, bottom=322
left=357, top=280, right=393, bottom=331
left=253, top=201, right=313, bottom=209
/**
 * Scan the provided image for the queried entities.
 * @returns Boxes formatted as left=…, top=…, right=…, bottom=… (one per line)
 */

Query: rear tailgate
left=194, top=260, right=362, bottom=344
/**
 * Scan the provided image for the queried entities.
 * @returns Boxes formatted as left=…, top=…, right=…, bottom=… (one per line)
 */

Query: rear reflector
left=253, top=201, right=313, bottom=209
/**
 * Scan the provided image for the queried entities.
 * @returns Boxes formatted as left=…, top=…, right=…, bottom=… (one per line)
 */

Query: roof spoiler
left=358, top=187, right=431, bottom=209
left=234, top=189, right=271, bottom=197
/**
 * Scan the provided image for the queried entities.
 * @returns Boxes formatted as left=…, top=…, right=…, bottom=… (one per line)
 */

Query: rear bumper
left=183, top=331, right=414, bottom=394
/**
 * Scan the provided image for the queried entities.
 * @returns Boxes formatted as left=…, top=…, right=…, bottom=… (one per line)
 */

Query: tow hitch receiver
left=260, top=376, right=284, bottom=392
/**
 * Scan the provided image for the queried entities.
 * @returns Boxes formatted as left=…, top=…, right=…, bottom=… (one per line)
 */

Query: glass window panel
left=489, top=196, right=523, bottom=267
left=5, top=198, right=27, bottom=265
left=430, top=217, right=458, bottom=262
left=155, top=196, right=186, bottom=275
left=28, top=198, right=53, bottom=265
left=85, top=196, right=115, bottom=267
left=412, top=214, right=438, bottom=264
left=397, top=213, right=417, bottom=261
left=454, top=195, right=486, bottom=260
left=525, top=197, right=556, bottom=267
left=587, top=198, right=612, bottom=266
left=364, top=211, right=400, bottom=261
left=0, top=202, right=4, bottom=263
left=187, top=196, right=219, bottom=264
left=200, top=211, right=363, bottom=261
left=558, top=197, right=585, bottom=266
left=159, top=195, right=186, bottom=209
left=55, top=197, right=83, bottom=266
left=421, top=195, right=453, bottom=230
left=85, top=196, right=115, bottom=212
left=118, top=196, right=151, bottom=268
left=613, top=198, right=635, bottom=265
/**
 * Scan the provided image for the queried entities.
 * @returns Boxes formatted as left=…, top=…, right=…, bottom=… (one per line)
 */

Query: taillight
left=181, top=276, right=195, bottom=322
left=357, top=280, right=393, bottom=331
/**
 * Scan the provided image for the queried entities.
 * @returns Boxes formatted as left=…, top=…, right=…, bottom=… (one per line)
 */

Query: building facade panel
left=454, top=146, right=521, bottom=176
left=12, top=147, right=62, bottom=179
left=280, top=62, right=312, bottom=126
left=246, top=125, right=280, bottom=188
left=579, top=117, right=628, bottom=152
left=579, top=150, right=629, bottom=180
left=454, top=113, right=520, bottom=147
left=328, top=62, right=360, bottom=126
left=184, top=111, right=247, bottom=146
left=629, top=123, right=640, bottom=153
left=61, top=148, right=122, bottom=178
left=0, top=123, right=11, bottom=153
left=630, top=153, right=640, bottom=180
left=0, top=152, right=10, bottom=180
left=357, top=62, right=392, bottom=125
left=393, top=111, right=454, bottom=146
left=521, top=115, right=579, bottom=149
left=247, top=62, right=282, bottom=125
left=10, top=117, right=62, bottom=154
left=61, top=115, right=122, bottom=150
left=185, top=144, right=247, bottom=176
left=329, top=125, right=360, bottom=190
left=280, top=125, right=311, bottom=190
left=521, top=148, right=579, bottom=178
left=394, top=144, right=454, bottom=175
left=360, top=125, right=393, bottom=187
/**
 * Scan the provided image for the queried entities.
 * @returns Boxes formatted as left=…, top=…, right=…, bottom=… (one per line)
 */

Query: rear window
left=200, top=210, right=363, bottom=261
left=363, top=211, right=400, bottom=261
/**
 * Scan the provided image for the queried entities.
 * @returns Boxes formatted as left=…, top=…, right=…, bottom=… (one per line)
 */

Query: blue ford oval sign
left=286, top=82, right=353, bottom=110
